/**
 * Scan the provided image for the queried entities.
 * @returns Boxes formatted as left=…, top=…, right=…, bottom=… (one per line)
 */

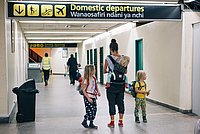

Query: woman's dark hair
left=111, top=39, right=116, bottom=43
left=45, top=53, right=48, bottom=57
left=110, top=39, right=118, bottom=52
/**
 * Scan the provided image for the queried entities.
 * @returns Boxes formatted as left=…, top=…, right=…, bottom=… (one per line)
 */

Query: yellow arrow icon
left=13, top=4, right=25, bottom=16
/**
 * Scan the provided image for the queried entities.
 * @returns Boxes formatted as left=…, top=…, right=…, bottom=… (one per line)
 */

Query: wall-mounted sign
left=29, top=43, right=77, bottom=48
left=8, top=1, right=182, bottom=20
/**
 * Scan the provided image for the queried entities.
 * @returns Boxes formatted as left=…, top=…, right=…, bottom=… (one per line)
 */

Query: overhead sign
left=8, top=1, right=182, bottom=20
left=29, top=43, right=77, bottom=48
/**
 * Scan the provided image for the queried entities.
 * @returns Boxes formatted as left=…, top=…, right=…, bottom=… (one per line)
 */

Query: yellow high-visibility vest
left=42, top=57, right=51, bottom=70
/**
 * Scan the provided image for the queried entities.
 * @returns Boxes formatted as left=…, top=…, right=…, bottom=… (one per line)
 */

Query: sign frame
left=7, top=1, right=182, bottom=21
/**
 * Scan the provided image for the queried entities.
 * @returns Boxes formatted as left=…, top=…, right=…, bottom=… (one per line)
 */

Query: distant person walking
left=67, top=54, right=78, bottom=85
left=41, top=53, right=51, bottom=86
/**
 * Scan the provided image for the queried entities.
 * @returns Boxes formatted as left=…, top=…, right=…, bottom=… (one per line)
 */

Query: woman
left=104, top=39, right=126, bottom=128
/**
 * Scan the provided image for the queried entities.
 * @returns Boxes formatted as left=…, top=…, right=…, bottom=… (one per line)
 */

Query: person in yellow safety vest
left=41, top=53, right=51, bottom=86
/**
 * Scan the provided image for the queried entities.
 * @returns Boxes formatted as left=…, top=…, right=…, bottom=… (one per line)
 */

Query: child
left=105, top=55, right=130, bottom=89
left=81, top=65, right=101, bottom=129
left=134, top=70, right=150, bottom=123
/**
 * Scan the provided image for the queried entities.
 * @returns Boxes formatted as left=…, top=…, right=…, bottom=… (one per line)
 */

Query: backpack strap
left=108, top=55, right=116, bottom=65
left=137, top=81, right=141, bottom=90
left=92, top=76, right=98, bottom=91
left=138, top=81, right=146, bottom=90
left=85, top=76, right=98, bottom=96
left=84, top=79, right=89, bottom=93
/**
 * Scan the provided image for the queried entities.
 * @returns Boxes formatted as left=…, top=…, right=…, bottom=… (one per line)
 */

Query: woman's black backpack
left=108, top=55, right=126, bottom=83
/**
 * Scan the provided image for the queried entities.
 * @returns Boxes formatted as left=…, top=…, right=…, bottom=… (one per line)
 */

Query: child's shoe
left=107, top=121, right=114, bottom=128
left=89, top=121, right=98, bottom=129
left=143, top=116, right=147, bottom=123
left=81, top=120, right=89, bottom=128
left=105, top=83, right=110, bottom=89
left=118, top=120, right=123, bottom=127
left=135, top=117, right=140, bottom=123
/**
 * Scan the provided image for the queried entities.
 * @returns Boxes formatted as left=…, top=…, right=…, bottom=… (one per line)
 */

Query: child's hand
left=147, top=90, right=151, bottom=96
left=97, top=92, right=101, bottom=97
left=88, top=98, right=93, bottom=103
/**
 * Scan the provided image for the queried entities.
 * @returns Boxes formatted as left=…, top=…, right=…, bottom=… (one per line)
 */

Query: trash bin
left=12, top=79, right=39, bottom=123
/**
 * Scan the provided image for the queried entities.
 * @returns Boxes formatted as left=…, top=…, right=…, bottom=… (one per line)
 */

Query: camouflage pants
left=134, top=98, right=146, bottom=117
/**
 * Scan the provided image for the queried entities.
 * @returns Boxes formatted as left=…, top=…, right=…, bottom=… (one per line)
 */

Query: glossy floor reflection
left=0, top=75, right=199, bottom=134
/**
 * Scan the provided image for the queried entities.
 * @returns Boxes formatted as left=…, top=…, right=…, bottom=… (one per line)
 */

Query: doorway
left=135, top=39, right=143, bottom=74
left=90, top=49, right=93, bottom=64
left=99, top=47, right=104, bottom=84
left=94, top=48, right=98, bottom=79
left=87, top=50, right=89, bottom=64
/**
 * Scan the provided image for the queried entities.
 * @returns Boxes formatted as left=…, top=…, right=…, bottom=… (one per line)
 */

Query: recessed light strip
left=27, top=37, right=89, bottom=40
left=24, top=31, right=103, bottom=34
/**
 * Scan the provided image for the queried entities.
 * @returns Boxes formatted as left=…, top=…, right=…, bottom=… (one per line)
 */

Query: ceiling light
left=24, top=31, right=104, bottom=34
left=26, top=37, right=89, bottom=40
left=184, top=0, right=195, bottom=2
left=82, top=24, right=87, bottom=28
left=65, top=25, right=71, bottom=28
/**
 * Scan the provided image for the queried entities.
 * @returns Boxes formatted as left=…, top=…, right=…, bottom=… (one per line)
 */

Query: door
left=75, top=52, right=77, bottom=60
left=135, top=39, right=143, bottom=74
left=99, top=47, right=104, bottom=84
left=90, top=49, right=93, bottom=64
left=192, top=23, right=200, bottom=116
left=87, top=50, right=89, bottom=64
left=94, top=48, right=98, bottom=79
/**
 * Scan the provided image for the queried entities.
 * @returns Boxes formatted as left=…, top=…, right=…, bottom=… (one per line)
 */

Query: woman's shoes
left=107, top=121, right=114, bottom=128
left=118, top=121, right=123, bottom=127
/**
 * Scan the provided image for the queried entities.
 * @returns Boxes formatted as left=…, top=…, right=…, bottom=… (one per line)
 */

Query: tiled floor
left=0, top=75, right=199, bottom=134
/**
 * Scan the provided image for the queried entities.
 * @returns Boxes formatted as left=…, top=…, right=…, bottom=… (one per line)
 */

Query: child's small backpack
left=76, top=76, right=98, bottom=96
left=130, top=81, right=146, bottom=98
left=76, top=77, right=84, bottom=95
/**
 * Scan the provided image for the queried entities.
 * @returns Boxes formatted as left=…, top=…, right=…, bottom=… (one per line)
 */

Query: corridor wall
left=79, top=12, right=200, bottom=112
left=0, top=0, right=28, bottom=123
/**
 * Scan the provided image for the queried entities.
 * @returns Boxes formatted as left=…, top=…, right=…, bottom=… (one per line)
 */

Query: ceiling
left=17, top=0, right=187, bottom=44
left=19, top=20, right=127, bottom=44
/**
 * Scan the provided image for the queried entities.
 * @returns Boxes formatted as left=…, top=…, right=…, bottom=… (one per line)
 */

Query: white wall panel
left=192, top=23, right=200, bottom=116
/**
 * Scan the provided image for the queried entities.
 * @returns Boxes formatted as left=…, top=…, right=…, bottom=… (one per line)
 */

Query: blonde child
left=134, top=70, right=150, bottom=123
left=81, top=65, right=101, bottom=129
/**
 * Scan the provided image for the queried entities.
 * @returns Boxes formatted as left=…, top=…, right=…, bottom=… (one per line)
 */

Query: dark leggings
left=106, top=84, right=125, bottom=115
left=83, top=97, right=97, bottom=121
